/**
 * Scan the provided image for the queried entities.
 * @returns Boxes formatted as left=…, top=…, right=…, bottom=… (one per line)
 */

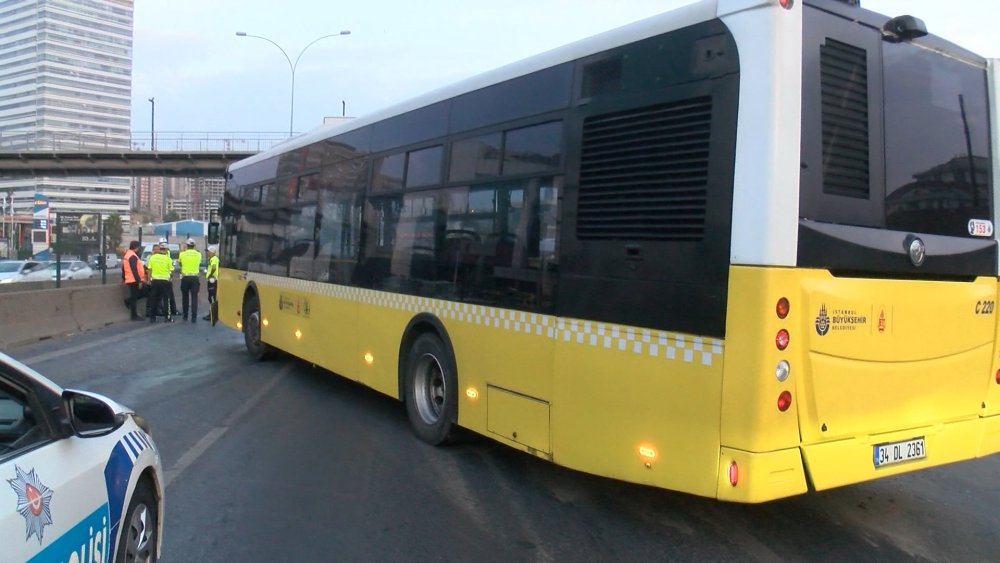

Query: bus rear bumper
left=801, top=417, right=983, bottom=492
left=716, top=446, right=808, bottom=503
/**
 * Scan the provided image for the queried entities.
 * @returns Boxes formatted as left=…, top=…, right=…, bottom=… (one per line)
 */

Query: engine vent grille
left=821, top=38, right=869, bottom=199
left=578, top=97, right=712, bottom=241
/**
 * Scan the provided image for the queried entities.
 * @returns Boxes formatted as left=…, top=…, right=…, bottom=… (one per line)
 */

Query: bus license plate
left=873, top=437, right=925, bottom=467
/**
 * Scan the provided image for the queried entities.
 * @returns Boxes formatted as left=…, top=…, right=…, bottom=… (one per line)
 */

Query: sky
left=130, top=0, right=1000, bottom=136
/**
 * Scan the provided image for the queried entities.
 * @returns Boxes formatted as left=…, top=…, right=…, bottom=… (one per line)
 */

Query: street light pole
left=5, top=190, right=13, bottom=258
left=148, top=97, right=155, bottom=150
left=1, top=192, right=6, bottom=258
left=236, top=30, right=351, bottom=137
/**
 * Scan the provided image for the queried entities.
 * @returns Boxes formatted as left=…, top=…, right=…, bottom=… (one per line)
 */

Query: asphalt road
left=7, top=321, right=999, bottom=562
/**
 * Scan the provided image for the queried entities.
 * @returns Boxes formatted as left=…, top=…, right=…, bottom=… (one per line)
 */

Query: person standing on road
left=147, top=243, right=174, bottom=323
left=158, top=238, right=180, bottom=317
left=122, top=240, right=146, bottom=321
left=179, top=239, right=202, bottom=323
left=144, top=243, right=158, bottom=318
left=203, top=245, right=220, bottom=325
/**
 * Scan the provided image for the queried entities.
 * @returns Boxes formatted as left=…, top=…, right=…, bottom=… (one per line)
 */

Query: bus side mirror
left=208, top=222, right=220, bottom=245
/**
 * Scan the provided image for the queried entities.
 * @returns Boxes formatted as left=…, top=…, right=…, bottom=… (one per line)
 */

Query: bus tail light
left=728, top=461, right=739, bottom=486
left=777, top=391, right=792, bottom=412
left=996, top=369, right=1000, bottom=384
left=775, top=329, right=789, bottom=351
left=779, top=0, right=793, bottom=9
left=776, top=297, right=789, bottom=319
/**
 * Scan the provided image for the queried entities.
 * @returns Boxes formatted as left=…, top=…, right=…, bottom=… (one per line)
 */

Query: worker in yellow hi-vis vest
left=203, top=245, right=220, bottom=326
left=147, top=244, right=174, bottom=323
left=178, top=239, right=203, bottom=323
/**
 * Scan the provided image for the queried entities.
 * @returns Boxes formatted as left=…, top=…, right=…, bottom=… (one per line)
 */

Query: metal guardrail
left=0, top=130, right=291, bottom=153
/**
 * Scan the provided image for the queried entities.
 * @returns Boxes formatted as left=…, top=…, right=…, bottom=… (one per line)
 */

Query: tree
left=105, top=213, right=124, bottom=252
left=163, top=211, right=181, bottom=223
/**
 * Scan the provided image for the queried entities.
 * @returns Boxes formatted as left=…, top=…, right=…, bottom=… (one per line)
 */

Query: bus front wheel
left=243, top=293, right=273, bottom=361
left=404, top=333, right=458, bottom=445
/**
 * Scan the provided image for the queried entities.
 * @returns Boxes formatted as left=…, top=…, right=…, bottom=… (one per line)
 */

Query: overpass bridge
left=0, top=130, right=289, bottom=177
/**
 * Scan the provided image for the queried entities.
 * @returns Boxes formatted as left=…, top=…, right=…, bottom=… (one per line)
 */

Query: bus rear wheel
left=404, top=333, right=458, bottom=445
left=243, top=293, right=273, bottom=361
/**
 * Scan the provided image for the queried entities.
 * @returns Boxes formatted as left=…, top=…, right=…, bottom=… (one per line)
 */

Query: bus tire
left=115, top=478, right=158, bottom=563
left=404, top=333, right=458, bottom=445
left=243, top=293, right=273, bottom=361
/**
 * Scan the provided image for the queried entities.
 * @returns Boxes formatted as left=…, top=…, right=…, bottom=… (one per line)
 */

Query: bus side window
left=241, top=210, right=274, bottom=272
left=317, top=196, right=363, bottom=285
left=482, top=178, right=561, bottom=309
left=286, top=205, right=317, bottom=280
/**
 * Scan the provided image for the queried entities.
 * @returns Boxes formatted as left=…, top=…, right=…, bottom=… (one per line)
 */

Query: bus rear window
left=802, top=8, right=993, bottom=239
left=883, top=41, right=992, bottom=237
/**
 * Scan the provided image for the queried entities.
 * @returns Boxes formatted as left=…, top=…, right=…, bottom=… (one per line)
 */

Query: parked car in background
left=48, top=260, right=94, bottom=281
left=0, top=260, right=49, bottom=284
left=0, top=351, right=163, bottom=562
left=89, top=253, right=120, bottom=271
left=22, top=262, right=53, bottom=283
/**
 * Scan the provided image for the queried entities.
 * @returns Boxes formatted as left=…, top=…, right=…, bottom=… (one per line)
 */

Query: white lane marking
left=163, top=363, right=291, bottom=489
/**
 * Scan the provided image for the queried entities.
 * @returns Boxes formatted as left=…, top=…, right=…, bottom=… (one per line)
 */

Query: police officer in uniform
left=203, top=245, right=220, bottom=326
left=147, top=243, right=174, bottom=323
left=159, top=238, right=180, bottom=317
left=178, top=238, right=202, bottom=323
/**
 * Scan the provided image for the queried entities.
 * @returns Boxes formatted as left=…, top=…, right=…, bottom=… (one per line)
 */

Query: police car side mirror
left=61, top=390, right=125, bottom=437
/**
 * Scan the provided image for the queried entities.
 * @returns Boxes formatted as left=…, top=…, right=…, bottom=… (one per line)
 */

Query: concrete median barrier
left=0, top=282, right=138, bottom=348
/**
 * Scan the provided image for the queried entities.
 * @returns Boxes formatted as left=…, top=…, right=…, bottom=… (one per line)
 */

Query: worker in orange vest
left=122, top=240, right=147, bottom=321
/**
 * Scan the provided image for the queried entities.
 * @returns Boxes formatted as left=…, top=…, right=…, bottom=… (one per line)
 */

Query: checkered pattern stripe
left=248, top=273, right=724, bottom=366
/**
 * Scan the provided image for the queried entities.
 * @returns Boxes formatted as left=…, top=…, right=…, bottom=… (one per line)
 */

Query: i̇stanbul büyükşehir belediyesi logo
left=7, top=465, right=54, bottom=544
left=815, top=304, right=830, bottom=336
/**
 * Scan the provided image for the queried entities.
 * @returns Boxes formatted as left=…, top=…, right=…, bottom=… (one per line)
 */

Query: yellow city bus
left=216, top=0, right=1000, bottom=502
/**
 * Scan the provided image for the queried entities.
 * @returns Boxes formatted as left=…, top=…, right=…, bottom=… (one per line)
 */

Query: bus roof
left=230, top=0, right=718, bottom=172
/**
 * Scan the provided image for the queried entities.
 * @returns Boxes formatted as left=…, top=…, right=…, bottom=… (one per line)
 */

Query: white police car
left=0, top=352, right=163, bottom=562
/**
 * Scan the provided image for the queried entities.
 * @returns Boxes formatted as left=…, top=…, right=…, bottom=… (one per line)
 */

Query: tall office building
left=0, top=0, right=134, bottom=224
left=133, top=176, right=225, bottom=223
left=190, top=177, right=225, bottom=221
left=132, top=176, right=165, bottom=217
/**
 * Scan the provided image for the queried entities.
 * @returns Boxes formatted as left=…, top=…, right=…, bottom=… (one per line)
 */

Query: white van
left=141, top=242, right=180, bottom=269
